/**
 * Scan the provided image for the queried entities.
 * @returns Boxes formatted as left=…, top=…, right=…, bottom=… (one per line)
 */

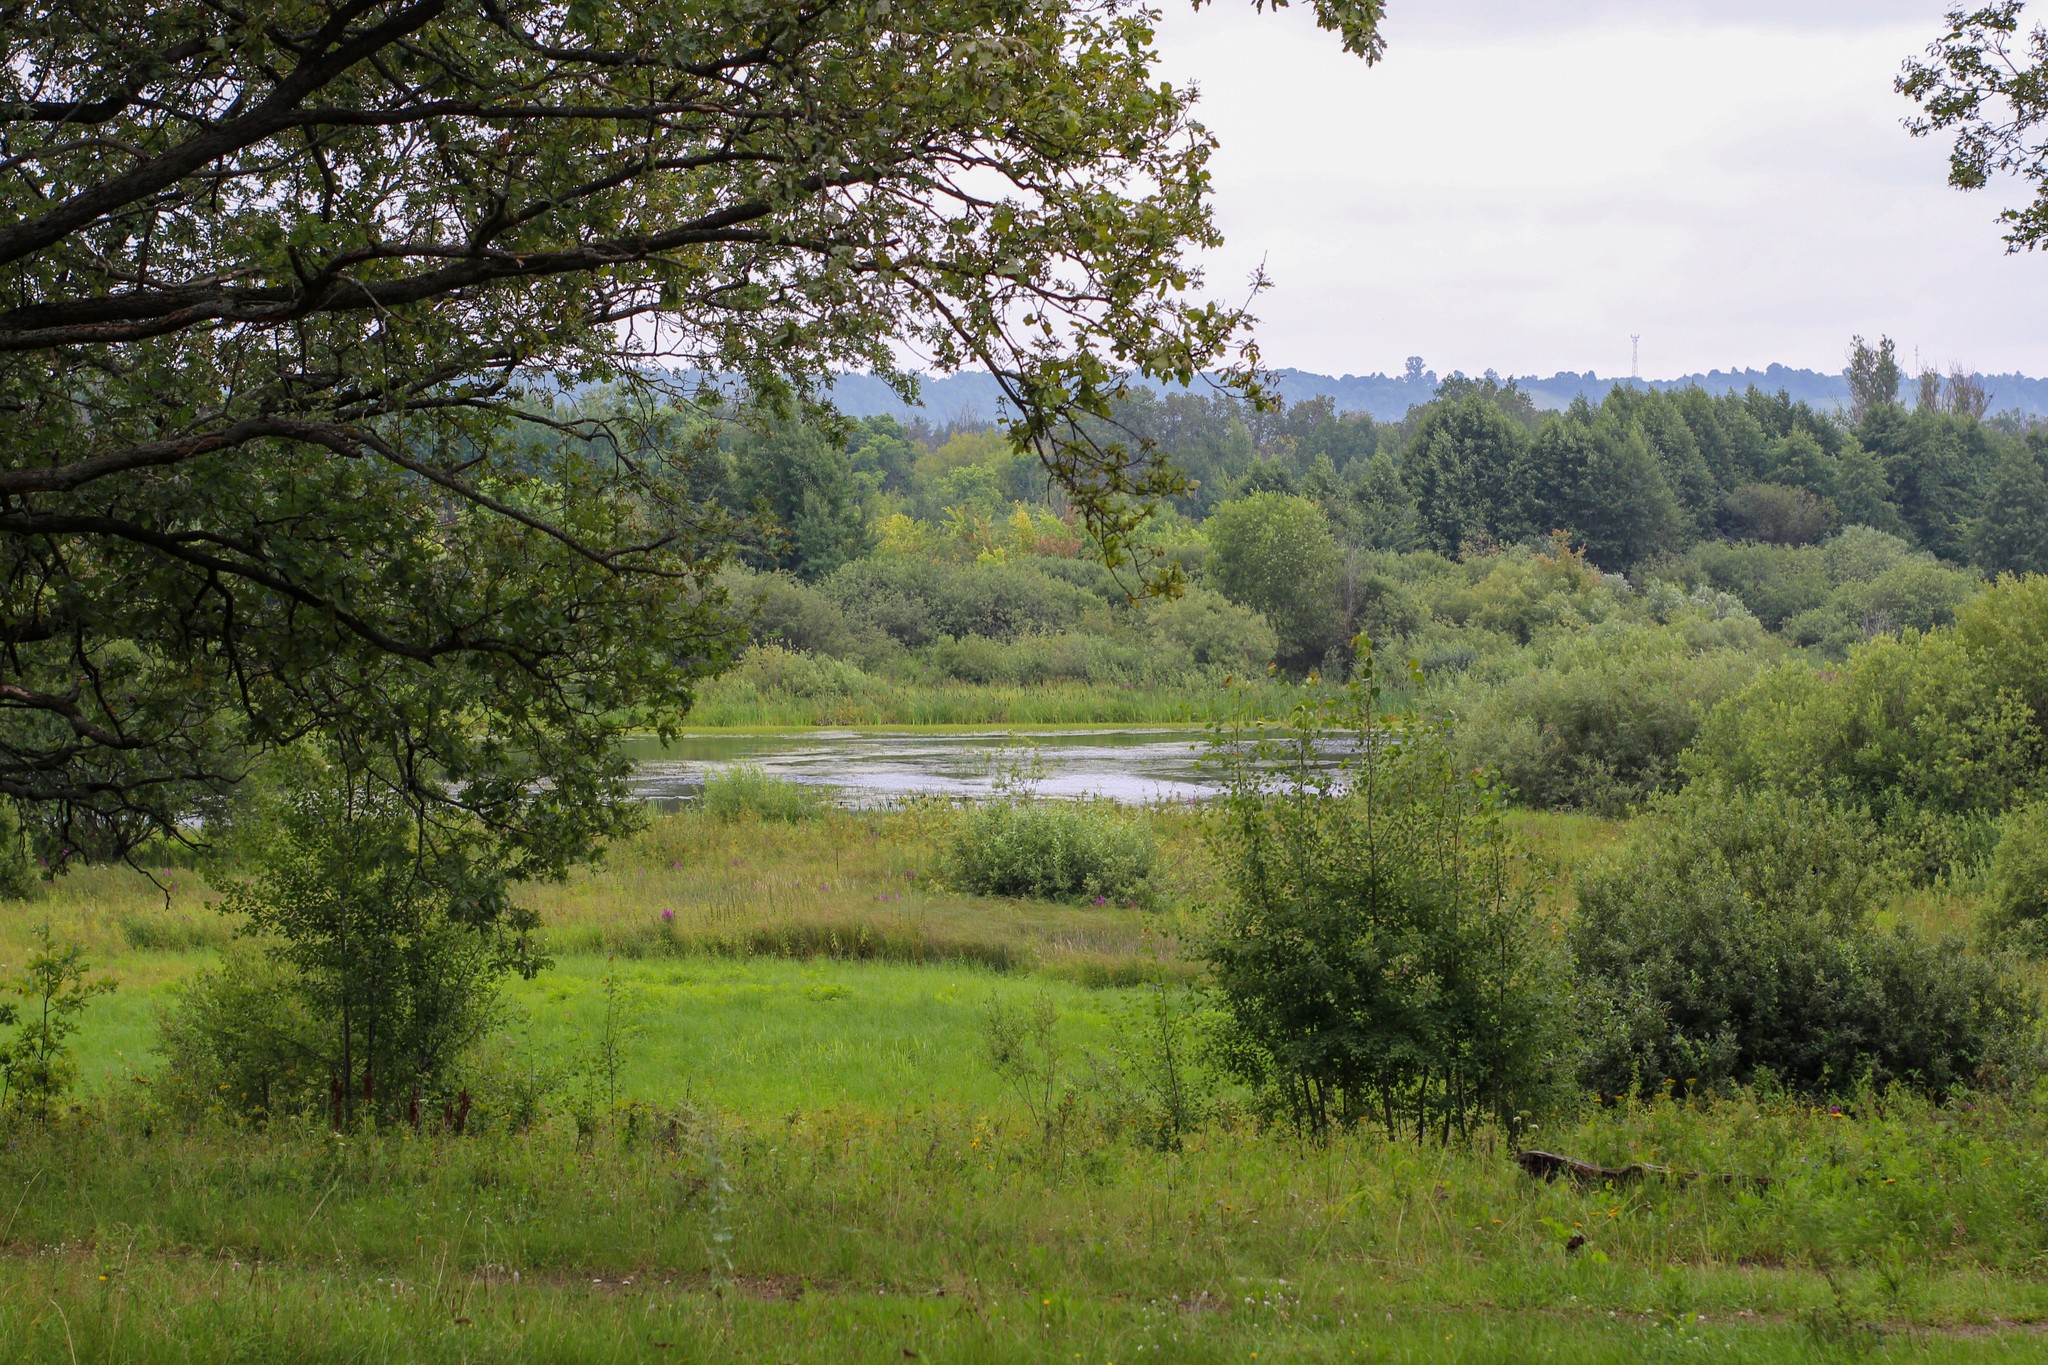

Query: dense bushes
left=942, top=798, right=1157, bottom=904
left=1988, top=801, right=2048, bottom=951
left=1143, top=586, right=1277, bottom=673
left=1444, top=618, right=1775, bottom=813
left=1669, top=527, right=1979, bottom=653
left=821, top=557, right=1097, bottom=646
left=1572, top=786, right=2033, bottom=1100
left=1203, top=492, right=1344, bottom=669
left=1688, top=574, right=2048, bottom=873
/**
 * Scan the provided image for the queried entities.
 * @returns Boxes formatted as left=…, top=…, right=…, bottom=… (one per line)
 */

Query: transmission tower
left=1630, top=335, right=1641, bottom=381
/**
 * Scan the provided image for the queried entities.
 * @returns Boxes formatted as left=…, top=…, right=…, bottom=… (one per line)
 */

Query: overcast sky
left=1151, top=0, right=2048, bottom=380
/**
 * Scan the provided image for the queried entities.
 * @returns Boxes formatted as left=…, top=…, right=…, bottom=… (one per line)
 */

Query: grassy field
left=3, top=800, right=2046, bottom=1362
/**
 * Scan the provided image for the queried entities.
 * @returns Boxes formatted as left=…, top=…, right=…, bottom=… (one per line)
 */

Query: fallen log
left=1514, top=1149, right=1770, bottom=1192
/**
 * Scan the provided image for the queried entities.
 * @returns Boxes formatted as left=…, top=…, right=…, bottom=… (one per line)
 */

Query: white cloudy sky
left=1151, top=0, right=2048, bottom=379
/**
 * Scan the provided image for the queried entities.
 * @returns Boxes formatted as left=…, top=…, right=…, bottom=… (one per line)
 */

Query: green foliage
left=720, top=567, right=894, bottom=666
left=1968, top=441, right=2048, bottom=575
left=724, top=414, right=876, bottom=581
left=823, top=558, right=1096, bottom=647
left=1444, top=619, right=1774, bottom=814
left=1987, top=800, right=2048, bottom=952
left=1202, top=493, right=1344, bottom=670
left=1572, top=786, right=2034, bottom=1100
left=698, top=765, right=830, bottom=823
left=1688, top=574, right=2048, bottom=872
left=943, top=799, right=1157, bottom=905
left=1900, top=3, right=2048, bottom=251
left=155, top=950, right=329, bottom=1124
left=0, top=925, right=113, bottom=1119
left=1143, top=585, right=1277, bottom=674
left=181, top=756, right=547, bottom=1126
left=1201, top=653, right=1569, bottom=1142
left=1721, top=482, right=1837, bottom=545
left=1441, top=539, right=1608, bottom=645
left=1346, top=451, right=1420, bottom=551
left=1405, top=388, right=1534, bottom=554
left=1845, top=335, right=1903, bottom=426
left=1672, top=539, right=1834, bottom=630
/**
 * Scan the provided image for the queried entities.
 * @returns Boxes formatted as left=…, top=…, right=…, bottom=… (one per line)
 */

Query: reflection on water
left=621, top=729, right=1215, bottom=808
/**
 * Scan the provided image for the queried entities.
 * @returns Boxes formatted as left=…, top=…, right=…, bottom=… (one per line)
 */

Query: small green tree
left=194, top=754, right=547, bottom=1127
left=1203, top=493, right=1344, bottom=672
left=0, top=925, right=115, bottom=1121
left=1201, top=647, right=1568, bottom=1143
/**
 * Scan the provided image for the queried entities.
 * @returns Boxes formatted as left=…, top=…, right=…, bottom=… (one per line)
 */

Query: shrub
left=923, top=630, right=1155, bottom=687
left=981, top=993, right=1084, bottom=1162
left=699, top=764, right=829, bottom=822
left=824, top=557, right=1096, bottom=646
left=1830, top=557, right=1980, bottom=636
left=1988, top=801, right=2048, bottom=952
left=1673, top=540, right=1832, bottom=630
left=162, top=754, right=546, bottom=1128
left=943, top=798, right=1155, bottom=903
left=0, top=926, right=114, bottom=1120
left=1201, top=651, right=1569, bottom=1142
left=719, top=566, right=892, bottom=665
left=721, top=644, right=876, bottom=701
left=1345, top=570, right=1428, bottom=647
left=1572, top=786, right=2034, bottom=1100
left=1203, top=492, right=1344, bottom=670
left=1442, top=541, right=1607, bottom=644
left=1145, top=586, right=1276, bottom=674
left=156, top=949, right=329, bottom=1121
left=1092, top=985, right=1213, bottom=1152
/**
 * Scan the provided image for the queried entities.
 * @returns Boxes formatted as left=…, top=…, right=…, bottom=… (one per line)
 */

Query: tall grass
left=698, top=764, right=830, bottom=822
left=8, top=1088, right=2048, bottom=1360
left=683, top=677, right=1304, bottom=727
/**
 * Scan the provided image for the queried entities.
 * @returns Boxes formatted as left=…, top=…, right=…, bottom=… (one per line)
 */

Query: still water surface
left=620, top=729, right=1215, bottom=807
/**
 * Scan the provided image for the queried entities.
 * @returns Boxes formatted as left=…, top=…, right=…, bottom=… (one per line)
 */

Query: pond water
left=620, top=729, right=1217, bottom=808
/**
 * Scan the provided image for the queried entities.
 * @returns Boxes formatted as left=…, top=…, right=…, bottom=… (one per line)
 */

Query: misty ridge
left=823, top=362, right=2048, bottom=425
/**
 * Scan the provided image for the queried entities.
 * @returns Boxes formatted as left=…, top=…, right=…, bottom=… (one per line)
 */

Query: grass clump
left=699, top=764, right=830, bottom=822
left=941, top=797, right=1156, bottom=904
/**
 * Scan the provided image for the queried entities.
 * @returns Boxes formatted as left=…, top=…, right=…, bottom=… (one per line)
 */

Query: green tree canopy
left=0, top=0, right=1387, bottom=860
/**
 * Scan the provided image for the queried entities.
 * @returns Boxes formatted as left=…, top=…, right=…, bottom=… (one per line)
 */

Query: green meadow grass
left=63, top=954, right=1132, bottom=1113
left=10, top=1088, right=2048, bottom=1361
left=9, top=796, right=2048, bottom=1361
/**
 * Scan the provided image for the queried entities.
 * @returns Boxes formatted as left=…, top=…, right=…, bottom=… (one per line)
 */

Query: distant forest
left=668, top=348, right=2048, bottom=585
left=556, top=340, right=2048, bottom=734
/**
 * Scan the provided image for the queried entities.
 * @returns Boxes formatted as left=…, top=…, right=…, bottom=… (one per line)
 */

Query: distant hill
left=823, top=365, right=2048, bottom=423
